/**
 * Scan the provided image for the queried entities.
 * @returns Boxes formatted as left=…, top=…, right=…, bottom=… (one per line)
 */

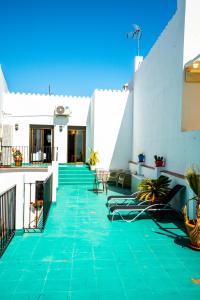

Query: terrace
left=0, top=169, right=200, bottom=300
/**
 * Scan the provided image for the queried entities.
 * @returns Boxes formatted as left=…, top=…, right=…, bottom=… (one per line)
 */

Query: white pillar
left=52, top=161, right=58, bottom=202
left=15, top=174, right=25, bottom=230
left=134, top=56, right=143, bottom=73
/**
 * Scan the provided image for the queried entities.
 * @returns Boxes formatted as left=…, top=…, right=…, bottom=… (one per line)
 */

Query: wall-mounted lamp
left=15, top=123, right=19, bottom=131
left=59, top=125, right=63, bottom=132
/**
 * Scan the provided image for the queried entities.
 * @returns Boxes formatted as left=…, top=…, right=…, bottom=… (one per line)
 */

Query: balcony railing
left=0, top=146, right=58, bottom=167
left=24, top=174, right=53, bottom=232
left=0, top=185, right=16, bottom=257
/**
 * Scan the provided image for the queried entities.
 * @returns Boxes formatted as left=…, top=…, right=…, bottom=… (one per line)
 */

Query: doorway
left=68, top=126, right=86, bottom=163
left=30, top=125, right=54, bottom=163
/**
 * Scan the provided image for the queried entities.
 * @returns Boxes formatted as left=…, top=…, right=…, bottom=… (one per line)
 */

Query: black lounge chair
left=108, top=184, right=185, bottom=222
left=106, top=191, right=140, bottom=206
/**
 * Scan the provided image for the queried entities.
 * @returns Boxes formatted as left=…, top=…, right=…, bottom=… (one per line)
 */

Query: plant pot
left=14, top=159, right=22, bottom=167
left=90, top=165, right=96, bottom=171
left=184, top=206, right=200, bottom=250
left=138, top=154, right=145, bottom=163
left=155, top=160, right=164, bottom=167
left=184, top=220, right=200, bottom=250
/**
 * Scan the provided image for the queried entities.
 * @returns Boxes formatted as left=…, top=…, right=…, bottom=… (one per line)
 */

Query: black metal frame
left=0, top=185, right=16, bottom=257
left=0, top=146, right=58, bottom=167
left=24, top=174, right=53, bottom=233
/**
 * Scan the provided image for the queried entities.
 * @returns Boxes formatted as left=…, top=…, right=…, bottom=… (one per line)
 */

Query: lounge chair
left=106, top=191, right=140, bottom=206
left=108, top=184, right=185, bottom=222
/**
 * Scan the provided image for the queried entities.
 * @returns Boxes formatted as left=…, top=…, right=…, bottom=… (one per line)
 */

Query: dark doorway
left=68, top=126, right=86, bottom=163
left=30, top=125, right=54, bottom=163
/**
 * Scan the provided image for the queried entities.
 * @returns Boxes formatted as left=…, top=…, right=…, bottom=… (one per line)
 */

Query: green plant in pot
left=89, top=148, right=99, bottom=170
left=137, top=175, right=171, bottom=202
left=184, top=167, right=200, bottom=250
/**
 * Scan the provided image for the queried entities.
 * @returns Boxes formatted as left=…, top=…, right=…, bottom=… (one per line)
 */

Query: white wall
left=183, top=0, right=200, bottom=64
left=181, top=0, right=200, bottom=131
left=93, top=89, right=133, bottom=170
left=132, top=1, right=200, bottom=176
left=0, top=168, right=54, bottom=230
left=2, top=92, right=90, bottom=163
left=0, top=66, right=8, bottom=137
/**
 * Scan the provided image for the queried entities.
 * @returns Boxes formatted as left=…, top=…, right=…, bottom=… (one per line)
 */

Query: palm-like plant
left=185, top=167, right=200, bottom=202
left=184, top=167, right=200, bottom=250
left=137, top=175, right=171, bottom=202
left=89, top=148, right=99, bottom=166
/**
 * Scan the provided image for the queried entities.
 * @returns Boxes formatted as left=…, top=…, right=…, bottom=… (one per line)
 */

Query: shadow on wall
left=109, top=92, right=133, bottom=170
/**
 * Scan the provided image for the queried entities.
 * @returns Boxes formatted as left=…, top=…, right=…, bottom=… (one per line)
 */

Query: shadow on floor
left=87, top=185, right=131, bottom=195
left=108, top=210, right=190, bottom=249
left=152, top=212, right=190, bottom=248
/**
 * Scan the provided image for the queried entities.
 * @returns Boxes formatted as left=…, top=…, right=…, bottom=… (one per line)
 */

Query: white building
left=0, top=0, right=200, bottom=196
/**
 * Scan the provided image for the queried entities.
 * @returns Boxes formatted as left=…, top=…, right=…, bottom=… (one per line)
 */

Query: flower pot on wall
left=14, top=158, right=23, bottom=167
left=155, top=160, right=164, bottom=167
left=138, top=153, right=145, bottom=163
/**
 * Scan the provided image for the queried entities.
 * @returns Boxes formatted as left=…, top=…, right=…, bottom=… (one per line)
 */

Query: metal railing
left=0, top=146, right=58, bottom=166
left=24, top=174, right=53, bottom=232
left=0, top=185, right=16, bottom=257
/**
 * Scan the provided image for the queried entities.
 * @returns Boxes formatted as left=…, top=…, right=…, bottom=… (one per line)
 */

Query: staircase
left=58, top=164, right=95, bottom=186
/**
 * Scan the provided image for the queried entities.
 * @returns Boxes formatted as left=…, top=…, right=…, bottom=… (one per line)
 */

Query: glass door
left=30, top=126, right=54, bottom=163
left=68, top=126, right=86, bottom=163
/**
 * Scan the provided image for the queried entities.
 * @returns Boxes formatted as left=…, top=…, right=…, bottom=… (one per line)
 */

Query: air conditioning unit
left=55, top=106, right=71, bottom=116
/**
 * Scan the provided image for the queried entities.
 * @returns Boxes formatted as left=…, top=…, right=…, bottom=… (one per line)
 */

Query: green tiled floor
left=0, top=185, right=200, bottom=299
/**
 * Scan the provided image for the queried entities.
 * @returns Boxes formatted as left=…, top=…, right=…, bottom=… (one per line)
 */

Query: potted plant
left=184, top=167, right=200, bottom=250
left=154, top=155, right=165, bottom=167
left=137, top=175, right=171, bottom=202
left=89, top=148, right=99, bottom=170
left=138, top=153, right=145, bottom=163
left=12, top=148, right=23, bottom=166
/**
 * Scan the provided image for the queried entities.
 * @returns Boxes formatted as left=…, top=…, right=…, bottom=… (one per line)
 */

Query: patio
left=0, top=184, right=200, bottom=300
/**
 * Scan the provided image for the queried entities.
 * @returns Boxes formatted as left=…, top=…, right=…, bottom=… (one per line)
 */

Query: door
left=68, top=126, right=86, bottom=163
left=30, top=125, right=54, bottom=163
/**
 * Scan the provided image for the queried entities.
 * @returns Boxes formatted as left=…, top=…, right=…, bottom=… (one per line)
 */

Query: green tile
left=0, top=182, right=199, bottom=299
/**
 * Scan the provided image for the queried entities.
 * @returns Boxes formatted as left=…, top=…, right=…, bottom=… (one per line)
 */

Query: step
left=59, top=182, right=94, bottom=186
left=59, top=180, right=94, bottom=185
left=58, top=173, right=94, bottom=177
left=59, top=177, right=94, bottom=182
left=58, top=164, right=89, bottom=169
left=58, top=170, right=94, bottom=175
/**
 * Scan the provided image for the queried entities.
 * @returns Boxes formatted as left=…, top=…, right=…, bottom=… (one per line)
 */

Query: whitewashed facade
left=0, top=0, right=200, bottom=185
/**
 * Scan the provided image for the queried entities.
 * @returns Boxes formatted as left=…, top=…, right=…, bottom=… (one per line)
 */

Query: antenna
left=127, top=24, right=142, bottom=56
left=48, top=84, right=51, bottom=95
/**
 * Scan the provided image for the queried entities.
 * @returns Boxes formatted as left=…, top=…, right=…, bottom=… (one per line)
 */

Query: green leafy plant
left=89, top=148, right=99, bottom=166
left=185, top=167, right=200, bottom=200
left=12, top=148, right=23, bottom=160
left=154, top=155, right=163, bottom=161
left=184, top=167, right=200, bottom=249
left=137, top=175, right=171, bottom=202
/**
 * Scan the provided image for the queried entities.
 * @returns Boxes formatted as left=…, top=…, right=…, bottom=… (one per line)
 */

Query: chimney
left=134, top=56, right=143, bottom=73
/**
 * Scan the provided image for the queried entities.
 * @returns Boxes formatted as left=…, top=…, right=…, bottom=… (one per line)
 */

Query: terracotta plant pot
left=14, top=158, right=22, bottom=167
left=184, top=206, right=200, bottom=250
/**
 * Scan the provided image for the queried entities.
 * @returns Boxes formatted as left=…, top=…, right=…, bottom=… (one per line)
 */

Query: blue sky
left=0, top=0, right=176, bottom=96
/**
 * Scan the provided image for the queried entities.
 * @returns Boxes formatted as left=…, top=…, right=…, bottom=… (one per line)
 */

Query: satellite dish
left=127, top=24, right=142, bottom=56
